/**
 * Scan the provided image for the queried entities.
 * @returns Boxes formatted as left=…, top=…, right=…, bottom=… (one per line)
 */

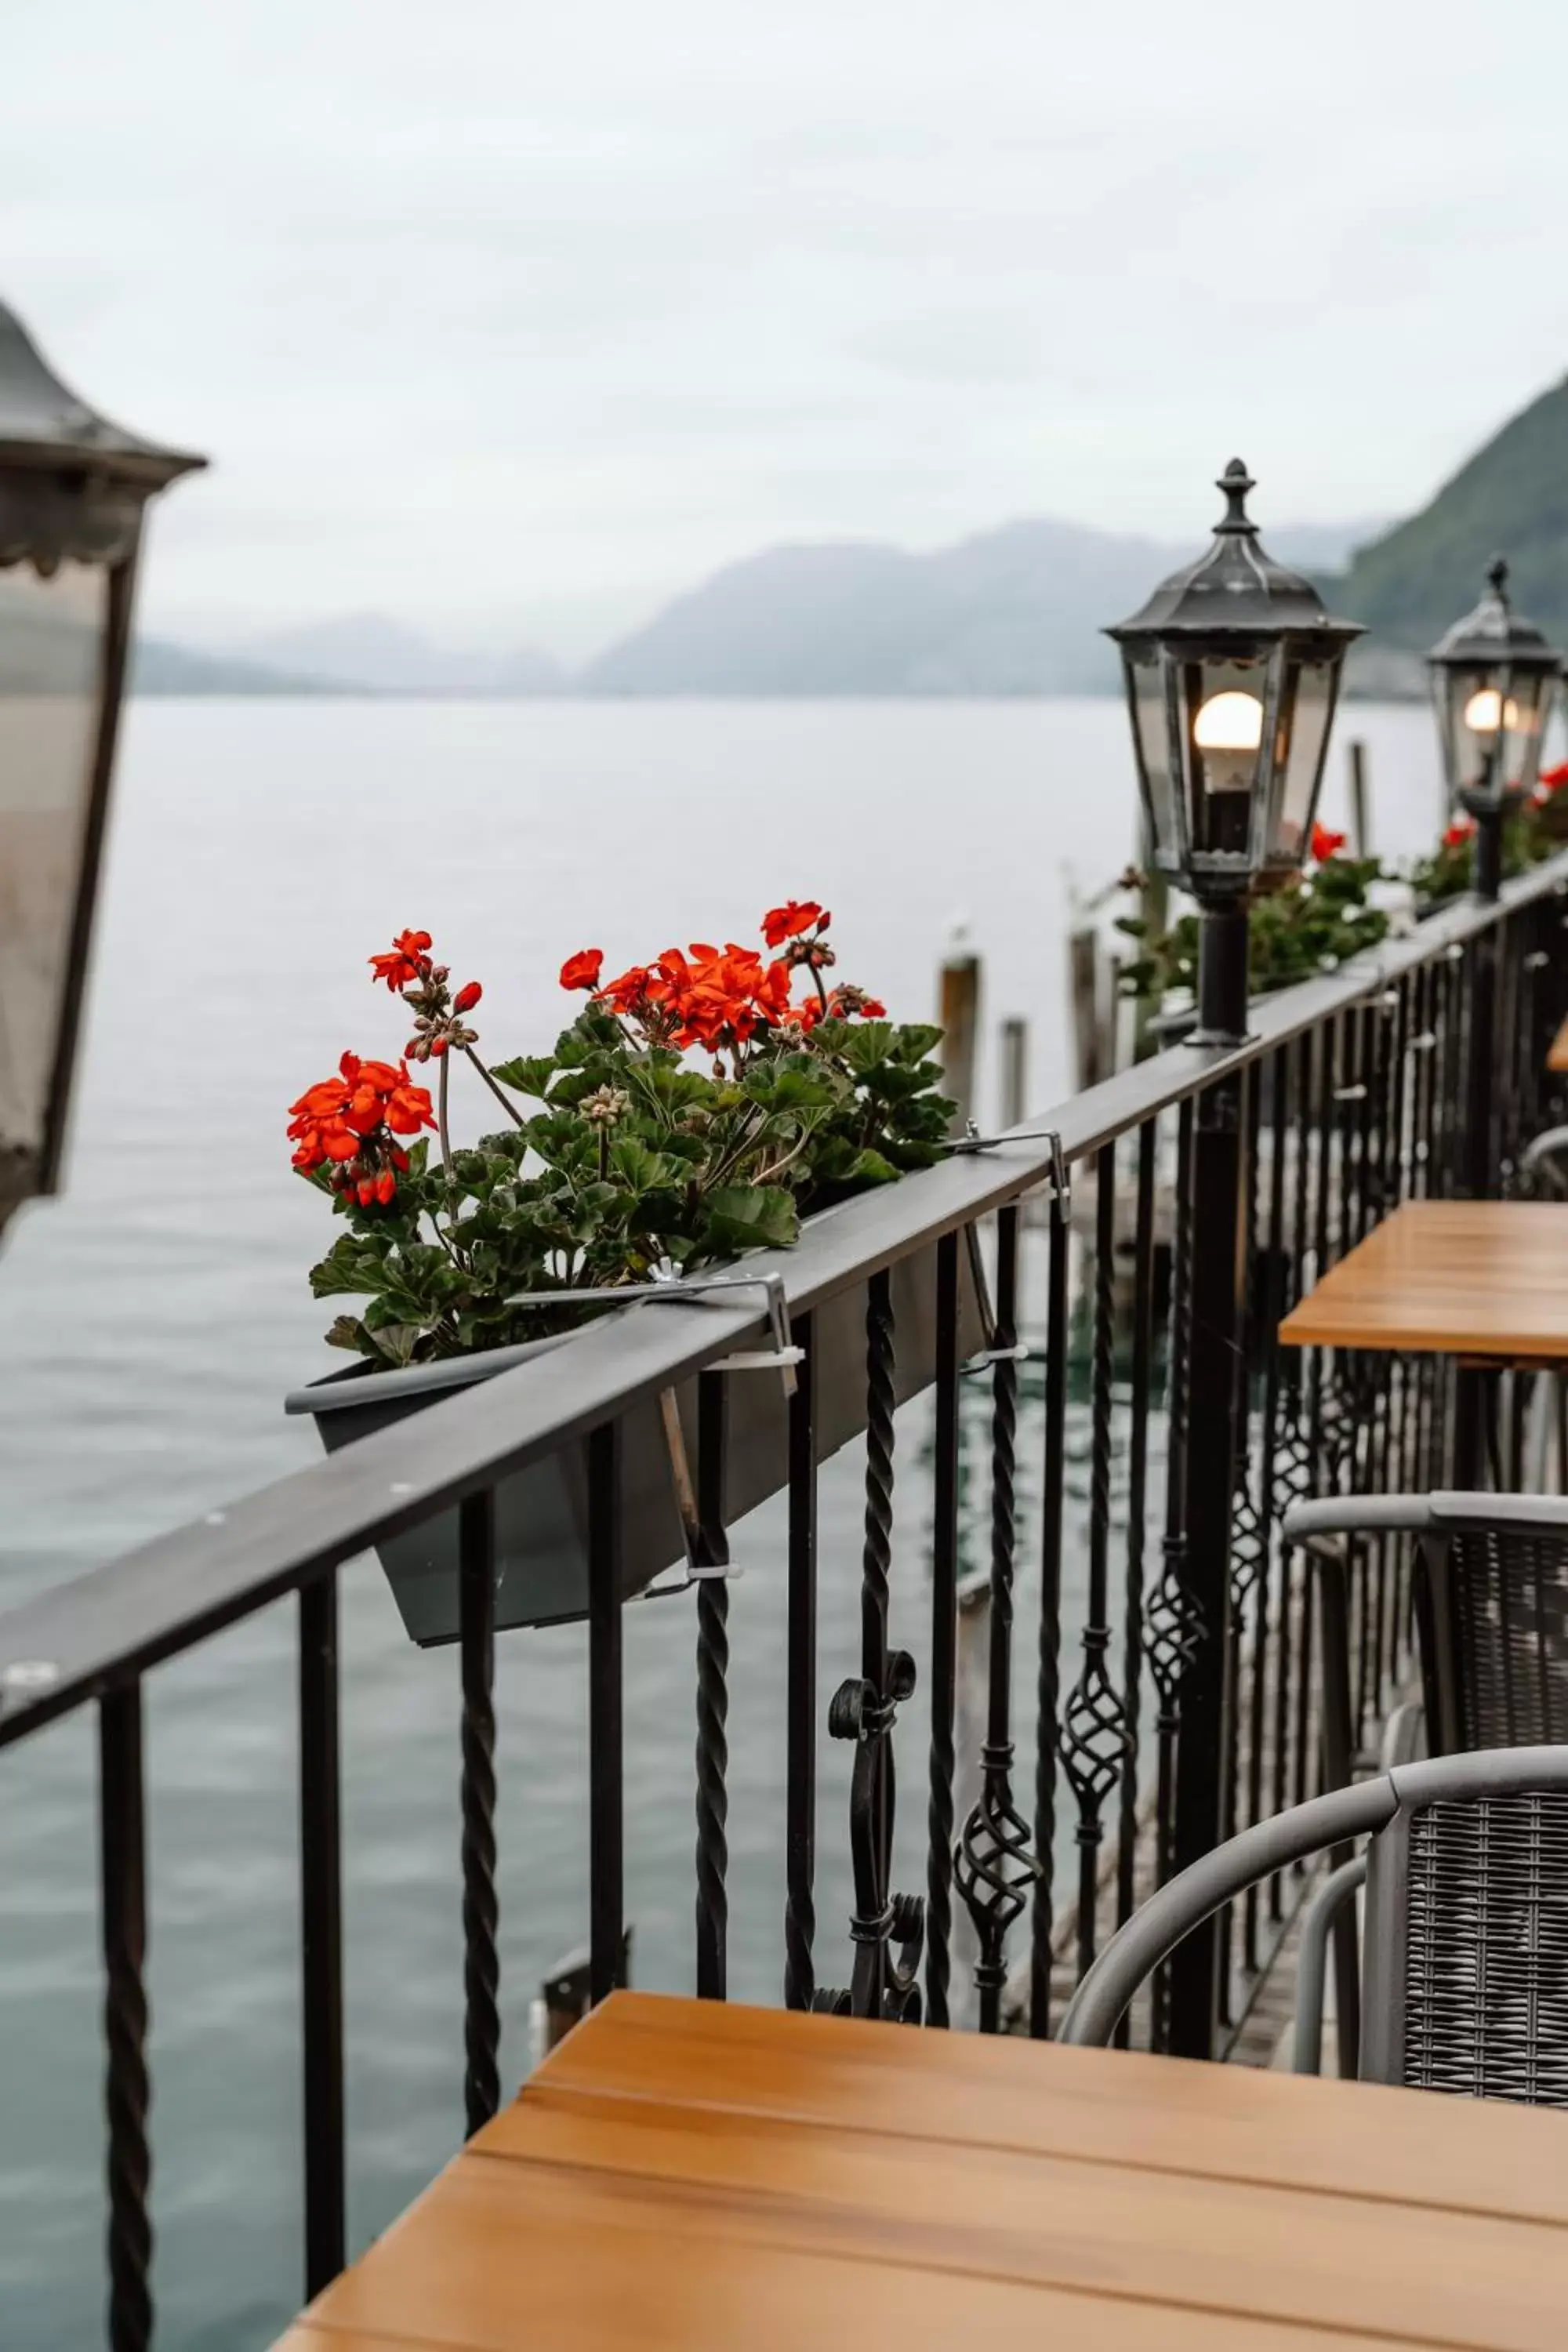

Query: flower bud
left=453, top=981, right=482, bottom=1014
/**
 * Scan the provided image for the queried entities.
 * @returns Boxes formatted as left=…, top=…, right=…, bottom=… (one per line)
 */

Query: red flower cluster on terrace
left=560, top=949, right=604, bottom=992
left=1538, top=762, right=1568, bottom=799
left=561, top=902, right=876, bottom=1058
left=369, top=929, right=433, bottom=992
left=1444, top=817, right=1476, bottom=850
left=1309, top=823, right=1346, bottom=863
left=762, top=900, right=825, bottom=948
left=287, top=1051, right=436, bottom=1205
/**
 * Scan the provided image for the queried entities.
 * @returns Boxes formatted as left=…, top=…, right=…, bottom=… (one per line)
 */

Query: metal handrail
left=1, top=848, right=1564, bottom=1753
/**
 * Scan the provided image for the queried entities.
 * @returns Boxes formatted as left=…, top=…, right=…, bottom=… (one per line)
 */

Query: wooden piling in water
left=939, top=949, right=982, bottom=1133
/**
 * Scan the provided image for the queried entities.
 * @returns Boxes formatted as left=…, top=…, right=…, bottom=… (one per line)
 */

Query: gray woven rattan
left=1283, top=1493, right=1568, bottom=1769
left=1060, top=1746, right=1568, bottom=2103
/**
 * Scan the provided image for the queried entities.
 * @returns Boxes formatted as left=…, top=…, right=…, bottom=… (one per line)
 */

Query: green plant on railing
left=1116, top=825, right=1390, bottom=1003
left=1408, top=763, right=1568, bottom=911
left=285, top=903, right=953, bottom=1367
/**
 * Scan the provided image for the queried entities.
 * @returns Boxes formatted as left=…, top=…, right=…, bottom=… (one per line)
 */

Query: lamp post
left=1105, top=463, right=1359, bottom=2059
left=1107, top=458, right=1362, bottom=1045
left=1427, top=561, right=1561, bottom=1222
left=1428, top=557, right=1562, bottom=905
left=0, top=302, right=203, bottom=1240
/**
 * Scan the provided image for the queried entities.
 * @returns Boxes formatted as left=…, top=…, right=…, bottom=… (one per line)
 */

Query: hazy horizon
left=10, top=1, right=1568, bottom=656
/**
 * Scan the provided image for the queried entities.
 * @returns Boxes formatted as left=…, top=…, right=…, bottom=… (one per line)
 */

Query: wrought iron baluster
left=1223, top=1068, right=1265, bottom=2008
left=458, top=1492, right=499, bottom=2134
left=783, top=1312, right=818, bottom=2013
left=694, top=1371, right=730, bottom=2001
left=100, top=1681, right=152, bottom=2352
left=298, top=1571, right=345, bottom=2285
left=1244, top=1047, right=1288, bottom=1972
left=1269, top=1033, right=1310, bottom=1918
left=1105, top=1122, right=1157, bottom=2048
left=587, top=1420, right=625, bottom=2006
left=1030, top=1162, right=1071, bottom=2038
left=1062, top=1142, right=1131, bottom=1987
left=1146, top=1095, right=1197, bottom=2051
left=924, top=1232, right=962, bottom=2027
left=818, top=1271, right=923, bottom=2022
left=956, top=1203, right=1038, bottom=2034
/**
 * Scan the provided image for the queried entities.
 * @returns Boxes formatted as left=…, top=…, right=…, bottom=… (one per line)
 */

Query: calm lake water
left=0, top=696, right=1444, bottom=2350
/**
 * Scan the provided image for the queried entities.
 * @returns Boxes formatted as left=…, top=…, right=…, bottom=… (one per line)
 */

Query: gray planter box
left=284, top=1218, right=989, bottom=1646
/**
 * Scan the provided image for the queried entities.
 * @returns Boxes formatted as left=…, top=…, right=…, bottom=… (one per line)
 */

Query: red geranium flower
left=1540, top=762, right=1568, bottom=797
left=369, top=929, right=434, bottom=992
left=596, top=962, right=652, bottom=1014
left=287, top=1051, right=434, bottom=1185
left=1444, top=817, right=1475, bottom=850
left=560, top=949, right=604, bottom=993
left=761, top=900, right=825, bottom=949
left=452, top=980, right=482, bottom=1014
left=1309, top=823, right=1346, bottom=863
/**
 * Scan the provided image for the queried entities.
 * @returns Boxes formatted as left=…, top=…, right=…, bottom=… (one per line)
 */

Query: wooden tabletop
left=1549, top=1012, right=1568, bottom=1073
left=1278, top=1198, right=1568, bottom=1359
left=276, top=1989, right=1568, bottom=2352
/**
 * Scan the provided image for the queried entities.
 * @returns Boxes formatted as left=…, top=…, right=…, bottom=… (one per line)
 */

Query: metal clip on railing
left=938, top=1120, right=1072, bottom=1214
left=500, top=1268, right=803, bottom=1593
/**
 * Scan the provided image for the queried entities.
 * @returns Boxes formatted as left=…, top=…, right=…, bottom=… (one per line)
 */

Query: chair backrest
left=1421, top=1521, right=1568, bottom=1751
left=1060, top=1746, right=1568, bottom=2104
left=1362, top=1777, right=1568, bottom=2103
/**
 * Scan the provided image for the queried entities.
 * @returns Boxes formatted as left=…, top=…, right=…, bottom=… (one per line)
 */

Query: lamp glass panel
left=1124, top=648, right=1181, bottom=866
left=1178, top=652, right=1269, bottom=862
left=1499, top=668, right=1555, bottom=795
left=1442, top=663, right=1515, bottom=807
left=0, top=558, right=107, bottom=1159
left=1269, top=653, right=1337, bottom=866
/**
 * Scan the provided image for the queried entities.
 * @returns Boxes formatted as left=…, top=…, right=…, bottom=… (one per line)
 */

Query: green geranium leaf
left=702, top=1184, right=798, bottom=1253
left=487, top=1055, right=557, bottom=1098
left=742, top=1065, right=838, bottom=1112
left=890, top=1022, right=943, bottom=1065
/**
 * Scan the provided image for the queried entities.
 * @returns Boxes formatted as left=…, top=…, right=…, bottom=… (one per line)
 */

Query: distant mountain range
left=1329, top=375, right=1568, bottom=691
left=140, top=387, right=1568, bottom=705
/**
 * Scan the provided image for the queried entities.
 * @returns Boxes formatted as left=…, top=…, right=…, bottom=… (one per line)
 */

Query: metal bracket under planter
left=283, top=1226, right=991, bottom=1647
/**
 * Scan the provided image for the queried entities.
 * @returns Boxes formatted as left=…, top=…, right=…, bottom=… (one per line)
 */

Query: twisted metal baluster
left=1061, top=1142, right=1133, bottom=1985
left=101, top=1682, right=152, bottom=2352
left=956, top=1203, right=1040, bottom=2032
left=924, top=1232, right=961, bottom=2027
left=819, top=1272, right=924, bottom=2021
left=1029, top=1161, right=1071, bottom=2038
left=694, top=1371, right=730, bottom=2000
left=1108, top=1121, right=1158, bottom=2047
left=1147, top=1098, right=1199, bottom=2051
left=783, top=1312, right=818, bottom=2012
left=459, top=1489, right=499, bottom=2135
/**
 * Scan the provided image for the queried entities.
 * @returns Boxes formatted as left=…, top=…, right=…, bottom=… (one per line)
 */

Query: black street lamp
left=1107, top=459, right=1362, bottom=1047
left=0, top=303, right=203, bottom=1238
left=1428, top=557, right=1562, bottom=903
left=1103, top=459, right=1359, bottom=2063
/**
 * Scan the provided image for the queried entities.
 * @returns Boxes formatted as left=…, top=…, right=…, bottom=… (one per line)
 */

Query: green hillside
left=1341, top=375, right=1568, bottom=652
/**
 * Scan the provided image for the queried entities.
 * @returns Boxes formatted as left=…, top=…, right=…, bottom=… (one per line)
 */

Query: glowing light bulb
left=1463, top=686, right=1519, bottom=735
left=1193, top=690, right=1264, bottom=752
left=1193, top=688, right=1263, bottom=799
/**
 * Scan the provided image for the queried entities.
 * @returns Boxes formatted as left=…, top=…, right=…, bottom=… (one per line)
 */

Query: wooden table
left=1548, top=1011, right=1568, bottom=1073
left=1278, top=1198, right=1568, bottom=1361
left=276, top=1990, right=1568, bottom=2352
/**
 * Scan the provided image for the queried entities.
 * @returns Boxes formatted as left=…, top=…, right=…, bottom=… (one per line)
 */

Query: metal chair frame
left=1060, top=1747, right=1568, bottom=2086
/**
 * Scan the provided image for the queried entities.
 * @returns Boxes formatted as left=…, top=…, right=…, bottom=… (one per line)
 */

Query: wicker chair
left=1283, top=1491, right=1568, bottom=1779
left=1060, top=1746, right=1568, bottom=2103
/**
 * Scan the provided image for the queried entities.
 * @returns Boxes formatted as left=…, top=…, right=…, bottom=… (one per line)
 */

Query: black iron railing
left=2, top=853, right=1565, bottom=2348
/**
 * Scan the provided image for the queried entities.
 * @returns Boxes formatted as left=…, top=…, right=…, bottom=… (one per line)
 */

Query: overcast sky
left=9, top=0, right=1568, bottom=658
